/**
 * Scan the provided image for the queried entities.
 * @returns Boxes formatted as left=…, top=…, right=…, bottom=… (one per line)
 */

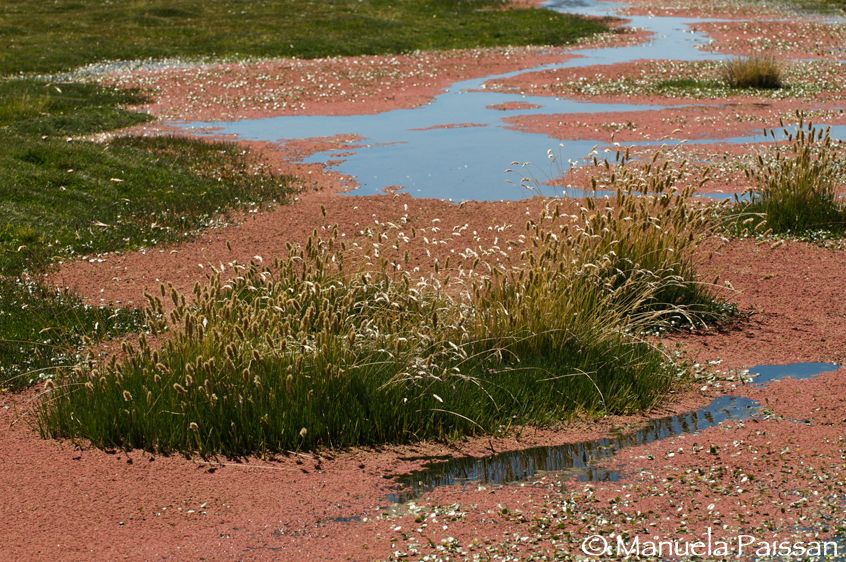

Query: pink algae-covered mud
left=6, top=0, right=846, bottom=559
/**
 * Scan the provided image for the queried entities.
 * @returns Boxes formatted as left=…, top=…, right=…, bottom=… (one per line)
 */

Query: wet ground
left=11, top=0, right=846, bottom=559
left=390, top=362, right=839, bottom=503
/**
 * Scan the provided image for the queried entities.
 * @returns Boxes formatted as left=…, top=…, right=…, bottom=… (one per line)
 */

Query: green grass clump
left=582, top=149, right=729, bottom=326
left=735, top=118, right=846, bottom=235
left=720, top=56, right=784, bottom=90
left=38, top=151, right=727, bottom=456
left=38, top=244, right=674, bottom=454
left=1, top=0, right=608, bottom=75
left=0, top=277, right=144, bottom=390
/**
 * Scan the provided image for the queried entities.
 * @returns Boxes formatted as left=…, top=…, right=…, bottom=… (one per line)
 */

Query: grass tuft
left=581, top=149, right=732, bottom=327
left=733, top=116, right=846, bottom=235
left=720, top=56, right=784, bottom=90
left=38, top=150, right=729, bottom=456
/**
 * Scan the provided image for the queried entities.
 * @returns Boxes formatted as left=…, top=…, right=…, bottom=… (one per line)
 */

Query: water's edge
left=388, top=362, right=839, bottom=504
left=179, top=0, right=846, bottom=201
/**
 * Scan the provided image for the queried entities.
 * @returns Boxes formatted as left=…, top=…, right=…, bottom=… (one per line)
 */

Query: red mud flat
left=1, top=379, right=739, bottom=561
left=673, top=237, right=846, bottom=367
left=698, top=19, right=846, bottom=59
left=13, top=2, right=846, bottom=559
left=91, top=24, right=650, bottom=122
left=502, top=102, right=846, bottom=142
left=36, top=135, right=846, bottom=561
left=620, top=0, right=791, bottom=18
left=482, top=58, right=846, bottom=106
left=365, top=366, right=846, bottom=560
left=4, top=331, right=843, bottom=560
left=97, top=48, right=574, bottom=121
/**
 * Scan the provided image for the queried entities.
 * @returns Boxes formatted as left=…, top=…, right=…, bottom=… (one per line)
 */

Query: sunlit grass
left=38, top=149, right=730, bottom=455
left=721, top=56, right=784, bottom=90
left=0, top=277, right=144, bottom=390
left=0, top=78, right=294, bottom=385
left=732, top=117, right=846, bottom=235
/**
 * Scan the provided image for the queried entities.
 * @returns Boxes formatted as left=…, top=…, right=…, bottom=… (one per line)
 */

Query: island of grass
left=39, top=151, right=736, bottom=455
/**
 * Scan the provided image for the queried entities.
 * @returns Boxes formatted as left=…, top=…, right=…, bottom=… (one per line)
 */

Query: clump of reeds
left=578, top=148, right=723, bottom=324
left=720, top=55, right=783, bottom=90
left=737, top=116, right=845, bottom=234
left=38, top=148, right=728, bottom=456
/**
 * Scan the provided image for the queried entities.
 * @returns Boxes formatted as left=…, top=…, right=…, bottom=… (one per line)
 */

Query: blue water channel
left=178, top=0, right=845, bottom=201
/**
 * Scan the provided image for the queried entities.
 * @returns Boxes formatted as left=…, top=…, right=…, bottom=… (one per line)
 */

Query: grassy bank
left=2, top=131, right=292, bottom=273
left=39, top=152, right=730, bottom=455
left=0, top=78, right=293, bottom=387
left=2, top=0, right=609, bottom=75
left=0, top=278, right=144, bottom=390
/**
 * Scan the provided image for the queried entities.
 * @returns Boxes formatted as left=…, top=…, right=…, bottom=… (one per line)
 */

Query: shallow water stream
left=180, top=0, right=845, bottom=201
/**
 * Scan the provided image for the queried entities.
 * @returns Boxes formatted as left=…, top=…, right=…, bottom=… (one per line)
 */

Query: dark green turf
left=1, top=0, right=609, bottom=75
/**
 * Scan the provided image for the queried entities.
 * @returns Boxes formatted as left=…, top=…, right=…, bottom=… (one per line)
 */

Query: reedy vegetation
left=39, top=150, right=729, bottom=455
left=720, top=56, right=783, bottom=90
left=736, top=118, right=846, bottom=235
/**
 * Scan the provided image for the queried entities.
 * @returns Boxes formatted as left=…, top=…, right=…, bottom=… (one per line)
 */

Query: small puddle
left=388, top=362, right=838, bottom=504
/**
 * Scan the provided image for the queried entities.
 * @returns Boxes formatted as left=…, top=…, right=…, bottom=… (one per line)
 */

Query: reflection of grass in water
left=655, top=75, right=788, bottom=97
left=40, top=149, right=734, bottom=456
left=395, top=394, right=757, bottom=502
